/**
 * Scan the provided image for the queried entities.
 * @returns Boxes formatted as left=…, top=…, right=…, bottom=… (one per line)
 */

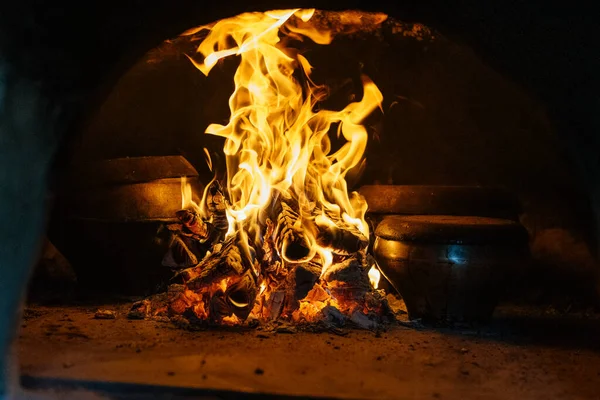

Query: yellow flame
left=296, top=8, right=315, bottom=22
left=203, top=148, right=213, bottom=172
left=368, top=264, right=381, bottom=289
left=180, top=176, right=201, bottom=214
left=259, top=282, right=267, bottom=296
left=318, top=248, right=334, bottom=279
left=186, top=9, right=383, bottom=255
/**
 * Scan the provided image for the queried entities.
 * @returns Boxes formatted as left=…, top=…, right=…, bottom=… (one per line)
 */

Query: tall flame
left=187, top=9, right=383, bottom=258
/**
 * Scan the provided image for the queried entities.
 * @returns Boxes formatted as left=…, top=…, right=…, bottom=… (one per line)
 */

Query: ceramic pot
left=373, top=215, right=529, bottom=323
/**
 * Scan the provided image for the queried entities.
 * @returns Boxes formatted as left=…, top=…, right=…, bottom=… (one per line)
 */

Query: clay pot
left=49, top=156, right=202, bottom=295
left=373, top=215, right=529, bottom=324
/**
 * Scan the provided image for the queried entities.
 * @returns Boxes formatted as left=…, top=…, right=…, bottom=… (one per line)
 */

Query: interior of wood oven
left=11, top=5, right=600, bottom=400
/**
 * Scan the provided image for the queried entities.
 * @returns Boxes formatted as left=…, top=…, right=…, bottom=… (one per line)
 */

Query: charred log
left=168, top=285, right=201, bottom=316
left=128, top=299, right=151, bottom=320
left=267, top=290, right=286, bottom=320
left=323, top=253, right=372, bottom=305
left=294, top=258, right=322, bottom=300
left=262, top=218, right=280, bottom=266
left=160, top=181, right=384, bottom=325
left=206, top=181, right=229, bottom=241
left=184, top=238, right=249, bottom=289
left=162, top=234, right=209, bottom=269
left=274, top=201, right=313, bottom=262
left=176, top=209, right=210, bottom=241
left=316, top=218, right=368, bottom=255
left=209, top=290, right=233, bottom=322
left=225, top=270, right=258, bottom=320
left=207, top=181, right=227, bottom=215
left=322, top=253, right=369, bottom=284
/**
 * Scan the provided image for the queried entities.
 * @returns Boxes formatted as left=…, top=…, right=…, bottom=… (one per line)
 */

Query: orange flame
left=187, top=9, right=383, bottom=254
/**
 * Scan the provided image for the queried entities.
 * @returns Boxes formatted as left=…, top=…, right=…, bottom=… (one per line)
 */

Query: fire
left=166, top=9, right=387, bottom=327
left=187, top=8, right=382, bottom=247
left=368, top=264, right=381, bottom=289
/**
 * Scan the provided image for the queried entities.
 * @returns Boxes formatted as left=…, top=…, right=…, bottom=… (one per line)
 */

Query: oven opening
left=15, top=8, right=599, bottom=400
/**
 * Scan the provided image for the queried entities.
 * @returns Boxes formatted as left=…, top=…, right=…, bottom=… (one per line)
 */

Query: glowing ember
left=160, top=9, right=389, bottom=328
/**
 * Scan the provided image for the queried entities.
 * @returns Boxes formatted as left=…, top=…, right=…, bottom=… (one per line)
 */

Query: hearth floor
left=17, top=303, right=600, bottom=399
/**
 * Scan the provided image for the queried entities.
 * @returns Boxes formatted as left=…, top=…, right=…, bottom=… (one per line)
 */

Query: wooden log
left=323, top=253, right=372, bottom=306
left=179, top=238, right=247, bottom=288
left=274, top=201, right=313, bottom=262
left=262, top=260, right=288, bottom=284
left=168, top=285, right=203, bottom=316
left=162, top=234, right=205, bottom=269
left=268, top=291, right=286, bottom=320
left=176, top=209, right=210, bottom=241
left=294, top=259, right=322, bottom=300
left=322, top=253, right=369, bottom=284
left=128, top=299, right=151, bottom=320
left=206, top=181, right=229, bottom=236
left=209, top=290, right=233, bottom=322
left=261, top=218, right=280, bottom=266
left=207, top=181, right=227, bottom=214
left=225, top=270, right=258, bottom=320
left=316, top=217, right=368, bottom=255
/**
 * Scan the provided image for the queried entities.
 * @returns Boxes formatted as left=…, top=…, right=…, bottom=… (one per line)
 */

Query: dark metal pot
left=373, top=215, right=529, bottom=324
left=49, top=156, right=202, bottom=295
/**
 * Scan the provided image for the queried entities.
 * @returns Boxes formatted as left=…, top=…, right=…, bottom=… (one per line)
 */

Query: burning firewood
left=274, top=201, right=314, bottom=262
left=322, top=253, right=369, bottom=284
left=149, top=10, right=390, bottom=328
left=206, top=181, right=228, bottom=239
left=304, top=283, right=330, bottom=303
left=168, top=284, right=201, bottom=316
left=294, top=259, right=322, bottom=301
left=225, top=270, right=258, bottom=320
left=278, top=255, right=323, bottom=316
left=209, top=291, right=233, bottom=322
left=183, top=237, right=250, bottom=289
left=267, top=291, right=286, bottom=320
left=176, top=209, right=210, bottom=241
left=261, top=218, right=280, bottom=266
left=128, top=299, right=152, bottom=320
left=162, top=234, right=204, bottom=269
left=322, top=253, right=372, bottom=307
left=168, top=179, right=229, bottom=248
left=315, top=215, right=369, bottom=255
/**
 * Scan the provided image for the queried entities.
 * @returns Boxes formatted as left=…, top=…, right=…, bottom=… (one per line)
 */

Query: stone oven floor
left=16, top=303, right=600, bottom=400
